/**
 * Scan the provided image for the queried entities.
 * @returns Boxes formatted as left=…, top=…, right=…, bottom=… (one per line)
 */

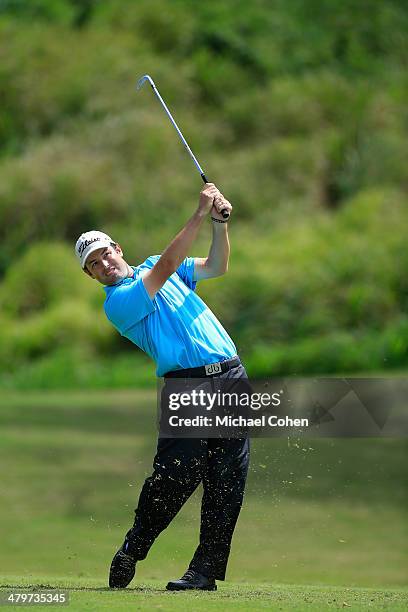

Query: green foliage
left=0, top=242, right=116, bottom=373
left=0, top=0, right=76, bottom=25
left=0, top=242, right=97, bottom=316
left=0, top=346, right=154, bottom=389
left=0, top=299, right=113, bottom=369
left=0, top=1, right=407, bottom=385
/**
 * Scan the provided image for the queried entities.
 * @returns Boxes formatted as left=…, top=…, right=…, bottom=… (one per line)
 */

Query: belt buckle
left=204, top=362, right=222, bottom=376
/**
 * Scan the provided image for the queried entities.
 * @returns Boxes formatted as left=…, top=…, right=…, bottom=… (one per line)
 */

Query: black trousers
left=125, top=363, right=250, bottom=580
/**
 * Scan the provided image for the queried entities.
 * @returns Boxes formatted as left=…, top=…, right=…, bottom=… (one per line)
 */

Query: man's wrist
left=211, top=217, right=228, bottom=224
left=194, top=208, right=209, bottom=220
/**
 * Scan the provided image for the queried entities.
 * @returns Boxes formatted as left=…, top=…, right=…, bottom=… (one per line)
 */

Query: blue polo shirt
left=103, top=256, right=236, bottom=376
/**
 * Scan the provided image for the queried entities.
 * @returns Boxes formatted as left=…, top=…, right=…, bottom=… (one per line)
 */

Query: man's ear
left=114, top=243, right=123, bottom=257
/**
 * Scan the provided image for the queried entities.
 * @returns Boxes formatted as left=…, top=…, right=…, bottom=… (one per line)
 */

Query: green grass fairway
left=0, top=578, right=407, bottom=611
left=0, top=391, right=407, bottom=611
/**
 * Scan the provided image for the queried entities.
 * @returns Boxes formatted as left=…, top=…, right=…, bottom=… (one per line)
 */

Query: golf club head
left=136, top=74, right=155, bottom=91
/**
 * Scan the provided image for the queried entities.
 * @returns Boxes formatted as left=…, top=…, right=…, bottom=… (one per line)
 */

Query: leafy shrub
left=0, top=242, right=98, bottom=316
left=0, top=299, right=113, bottom=370
left=0, top=345, right=155, bottom=389
left=0, top=0, right=76, bottom=24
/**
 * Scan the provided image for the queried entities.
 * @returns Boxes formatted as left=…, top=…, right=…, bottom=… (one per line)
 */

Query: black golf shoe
left=166, top=569, right=217, bottom=591
left=109, top=540, right=137, bottom=588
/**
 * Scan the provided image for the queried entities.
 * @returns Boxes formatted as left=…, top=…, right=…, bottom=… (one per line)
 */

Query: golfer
left=75, top=184, right=249, bottom=591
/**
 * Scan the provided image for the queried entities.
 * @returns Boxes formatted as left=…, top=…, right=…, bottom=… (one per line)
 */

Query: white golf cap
left=75, top=230, right=115, bottom=269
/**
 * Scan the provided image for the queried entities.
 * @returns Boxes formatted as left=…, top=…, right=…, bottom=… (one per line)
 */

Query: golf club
left=136, top=74, right=230, bottom=219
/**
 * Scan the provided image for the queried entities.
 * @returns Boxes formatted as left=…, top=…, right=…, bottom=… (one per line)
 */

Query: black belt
left=164, top=356, right=241, bottom=379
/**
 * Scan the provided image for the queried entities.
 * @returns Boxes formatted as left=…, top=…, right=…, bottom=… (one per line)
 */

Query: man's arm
left=193, top=221, right=230, bottom=281
left=143, top=183, right=223, bottom=299
left=193, top=189, right=233, bottom=281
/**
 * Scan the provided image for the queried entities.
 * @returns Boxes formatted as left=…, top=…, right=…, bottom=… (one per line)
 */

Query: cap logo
left=78, top=237, right=103, bottom=256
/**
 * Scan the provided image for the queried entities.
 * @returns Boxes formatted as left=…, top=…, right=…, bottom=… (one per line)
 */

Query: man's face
left=84, top=244, right=130, bottom=286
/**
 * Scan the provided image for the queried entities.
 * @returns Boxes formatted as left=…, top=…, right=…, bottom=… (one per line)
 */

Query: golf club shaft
left=136, top=75, right=229, bottom=219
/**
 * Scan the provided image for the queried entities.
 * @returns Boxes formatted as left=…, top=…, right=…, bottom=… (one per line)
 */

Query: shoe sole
left=166, top=582, right=217, bottom=591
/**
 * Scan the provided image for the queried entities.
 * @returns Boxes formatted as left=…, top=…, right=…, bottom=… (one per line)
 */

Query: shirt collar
left=103, top=266, right=137, bottom=293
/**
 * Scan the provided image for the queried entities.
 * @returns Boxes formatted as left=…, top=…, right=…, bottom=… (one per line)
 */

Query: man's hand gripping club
left=198, top=183, right=232, bottom=221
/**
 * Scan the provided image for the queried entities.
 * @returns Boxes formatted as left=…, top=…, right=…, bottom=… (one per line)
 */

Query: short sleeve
left=104, top=278, right=156, bottom=333
left=176, top=257, right=197, bottom=291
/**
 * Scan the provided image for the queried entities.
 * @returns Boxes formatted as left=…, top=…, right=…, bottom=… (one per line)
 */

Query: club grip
left=201, top=173, right=230, bottom=220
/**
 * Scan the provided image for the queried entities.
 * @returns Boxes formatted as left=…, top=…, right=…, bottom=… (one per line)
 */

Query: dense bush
left=0, top=242, right=98, bottom=316
left=0, top=242, right=115, bottom=373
